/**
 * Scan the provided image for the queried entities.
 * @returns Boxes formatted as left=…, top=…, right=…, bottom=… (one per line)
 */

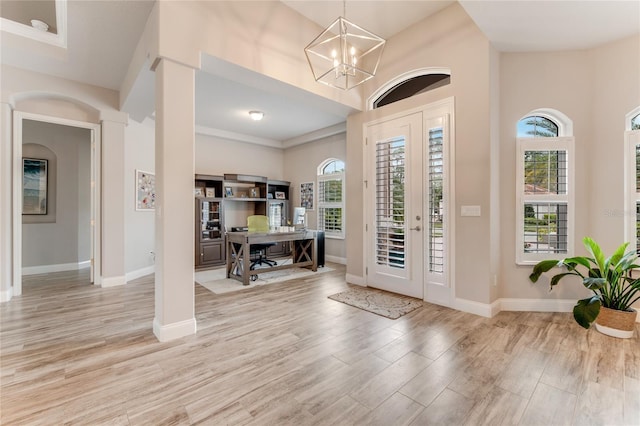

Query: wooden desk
left=226, top=230, right=317, bottom=286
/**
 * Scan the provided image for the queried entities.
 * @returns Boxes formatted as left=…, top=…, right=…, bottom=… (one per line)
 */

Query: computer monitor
left=293, top=207, right=306, bottom=227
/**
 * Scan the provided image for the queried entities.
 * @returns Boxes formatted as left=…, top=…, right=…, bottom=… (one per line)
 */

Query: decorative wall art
left=300, top=182, right=314, bottom=210
left=22, top=158, right=48, bottom=215
left=136, top=169, right=155, bottom=211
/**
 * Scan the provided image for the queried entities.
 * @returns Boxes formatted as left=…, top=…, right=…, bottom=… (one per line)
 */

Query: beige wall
left=499, top=34, right=640, bottom=300
left=347, top=3, right=494, bottom=304
left=124, top=119, right=156, bottom=276
left=21, top=121, right=92, bottom=268
left=195, top=134, right=284, bottom=179
left=1, top=65, right=128, bottom=293
left=284, top=133, right=347, bottom=260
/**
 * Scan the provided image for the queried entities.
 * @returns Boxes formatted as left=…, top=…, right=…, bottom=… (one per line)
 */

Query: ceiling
left=1, top=0, right=639, bottom=146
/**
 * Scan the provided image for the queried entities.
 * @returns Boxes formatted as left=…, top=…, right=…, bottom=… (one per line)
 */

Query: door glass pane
left=523, top=203, right=568, bottom=253
left=428, top=127, right=444, bottom=273
left=524, top=150, right=567, bottom=194
left=376, top=137, right=406, bottom=269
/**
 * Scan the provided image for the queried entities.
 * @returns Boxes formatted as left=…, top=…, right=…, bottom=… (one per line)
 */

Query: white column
left=153, top=58, right=196, bottom=341
left=101, top=119, right=126, bottom=287
left=0, top=102, right=13, bottom=302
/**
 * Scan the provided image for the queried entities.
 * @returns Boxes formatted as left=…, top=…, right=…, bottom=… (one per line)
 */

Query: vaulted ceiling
left=1, top=1, right=638, bottom=146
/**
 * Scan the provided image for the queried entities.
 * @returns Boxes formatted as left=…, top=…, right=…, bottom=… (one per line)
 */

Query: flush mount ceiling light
left=304, top=0, right=385, bottom=90
left=249, top=111, right=264, bottom=121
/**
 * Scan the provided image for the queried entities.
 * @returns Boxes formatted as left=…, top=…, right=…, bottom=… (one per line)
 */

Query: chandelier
left=304, top=2, right=385, bottom=90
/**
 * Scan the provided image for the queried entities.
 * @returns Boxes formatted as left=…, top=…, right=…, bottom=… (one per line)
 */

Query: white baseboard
left=22, top=260, right=91, bottom=276
left=442, top=297, right=575, bottom=320
left=126, top=266, right=155, bottom=282
left=325, top=255, right=346, bottom=265
left=453, top=297, right=495, bottom=318
left=498, top=298, right=575, bottom=313
left=153, top=317, right=197, bottom=342
left=0, top=286, right=13, bottom=303
left=101, top=275, right=126, bottom=287
left=345, top=273, right=366, bottom=286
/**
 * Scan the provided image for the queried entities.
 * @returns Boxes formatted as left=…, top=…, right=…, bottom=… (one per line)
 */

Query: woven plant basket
left=595, top=307, right=637, bottom=339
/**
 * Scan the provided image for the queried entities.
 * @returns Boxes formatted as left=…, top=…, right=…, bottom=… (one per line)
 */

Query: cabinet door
left=201, top=242, right=224, bottom=265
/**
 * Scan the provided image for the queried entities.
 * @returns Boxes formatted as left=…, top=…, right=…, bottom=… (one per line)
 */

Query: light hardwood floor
left=1, top=264, right=639, bottom=425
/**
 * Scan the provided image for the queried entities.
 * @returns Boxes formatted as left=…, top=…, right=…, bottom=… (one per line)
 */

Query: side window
left=625, top=110, right=640, bottom=252
left=516, top=112, right=574, bottom=264
left=317, top=159, right=345, bottom=239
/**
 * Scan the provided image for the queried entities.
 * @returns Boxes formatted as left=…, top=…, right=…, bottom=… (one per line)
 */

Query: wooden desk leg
left=243, top=238, right=250, bottom=286
left=226, top=239, right=232, bottom=278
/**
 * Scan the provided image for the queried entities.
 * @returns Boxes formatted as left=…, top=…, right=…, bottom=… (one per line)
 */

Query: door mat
left=328, top=287, right=424, bottom=319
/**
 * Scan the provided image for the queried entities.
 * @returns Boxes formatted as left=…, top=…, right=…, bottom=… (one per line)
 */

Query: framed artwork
left=300, top=182, right=314, bottom=211
left=23, top=158, right=48, bottom=215
left=225, top=186, right=234, bottom=198
left=205, top=188, right=215, bottom=198
left=194, top=187, right=204, bottom=197
left=275, top=191, right=286, bottom=200
left=136, top=169, right=156, bottom=211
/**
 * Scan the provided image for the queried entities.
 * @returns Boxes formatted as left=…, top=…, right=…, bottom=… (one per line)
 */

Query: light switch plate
left=461, top=205, right=481, bottom=217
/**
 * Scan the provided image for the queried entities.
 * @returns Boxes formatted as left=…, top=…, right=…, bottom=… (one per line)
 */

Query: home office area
left=1, top=1, right=639, bottom=423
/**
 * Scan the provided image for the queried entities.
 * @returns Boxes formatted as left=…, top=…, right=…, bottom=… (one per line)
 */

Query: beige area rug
left=195, top=259, right=333, bottom=294
left=328, top=287, right=424, bottom=319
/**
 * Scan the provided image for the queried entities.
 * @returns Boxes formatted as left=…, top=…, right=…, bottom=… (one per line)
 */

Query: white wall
left=124, top=119, right=156, bottom=279
left=22, top=120, right=91, bottom=269
left=284, top=133, right=347, bottom=261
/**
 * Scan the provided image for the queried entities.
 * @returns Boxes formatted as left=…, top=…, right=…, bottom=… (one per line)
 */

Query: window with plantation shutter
left=625, top=109, right=640, bottom=253
left=516, top=111, right=575, bottom=264
left=317, top=159, right=345, bottom=239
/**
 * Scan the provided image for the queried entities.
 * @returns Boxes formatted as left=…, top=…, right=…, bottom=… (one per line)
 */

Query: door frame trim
left=12, top=112, right=101, bottom=296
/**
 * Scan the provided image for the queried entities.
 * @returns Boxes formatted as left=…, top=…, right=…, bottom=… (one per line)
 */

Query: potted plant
left=529, top=237, right=640, bottom=338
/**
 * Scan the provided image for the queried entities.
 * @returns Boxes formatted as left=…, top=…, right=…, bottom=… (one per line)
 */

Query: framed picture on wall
left=135, top=169, right=156, bottom=211
left=22, top=158, right=48, bottom=215
left=300, top=182, right=314, bottom=211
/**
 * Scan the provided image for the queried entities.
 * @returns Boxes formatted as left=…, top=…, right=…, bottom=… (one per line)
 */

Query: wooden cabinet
left=195, top=194, right=225, bottom=269
left=266, top=180, right=291, bottom=257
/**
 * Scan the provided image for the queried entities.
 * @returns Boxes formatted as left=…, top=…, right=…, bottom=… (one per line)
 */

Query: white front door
left=366, top=112, right=424, bottom=298
left=365, top=100, right=453, bottom=302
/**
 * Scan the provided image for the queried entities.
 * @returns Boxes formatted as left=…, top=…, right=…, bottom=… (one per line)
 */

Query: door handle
left=409, top=226, right=421, bottom=231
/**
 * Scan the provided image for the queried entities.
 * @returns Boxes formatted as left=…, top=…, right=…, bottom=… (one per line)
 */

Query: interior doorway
left=365, top=98, right=454, bottom=304
left=12, top=112, right=101, bottom=296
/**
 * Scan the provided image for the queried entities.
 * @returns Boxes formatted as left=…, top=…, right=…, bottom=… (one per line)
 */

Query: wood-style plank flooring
left=1, top=264, right=639, bottom=425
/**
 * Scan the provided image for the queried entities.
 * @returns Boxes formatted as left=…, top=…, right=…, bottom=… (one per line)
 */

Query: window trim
left=366, top=68, right=451, bottom=111
left=624, top=124, right=640, bottom=252
left=317, top=158, right=345, bottom=239
left=516, top=110, right=575, bottom=265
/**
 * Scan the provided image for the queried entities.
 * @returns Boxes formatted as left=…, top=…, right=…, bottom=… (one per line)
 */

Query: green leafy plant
left=529, top=237, right=640, bottom=329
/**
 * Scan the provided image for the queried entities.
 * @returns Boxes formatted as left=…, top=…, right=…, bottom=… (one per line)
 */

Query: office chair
left=247, top=215, right=277, bottom=269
